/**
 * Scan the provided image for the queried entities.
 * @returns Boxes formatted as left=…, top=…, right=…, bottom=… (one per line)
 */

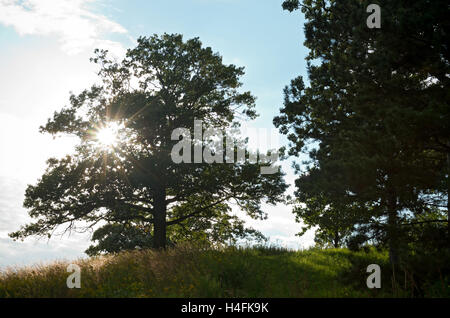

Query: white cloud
left=0, top=0, right=130, bottom=264
left=0, top=176, right=92, bottom=268
left=0, top=234, right=91, bottom=268
left=0, top=0, right=127, bottom=55
left=0, top=112, right=78, bottom=181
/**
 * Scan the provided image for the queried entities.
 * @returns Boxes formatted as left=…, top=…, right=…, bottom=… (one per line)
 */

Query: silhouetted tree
left=10, top=34, right=287, bottom=250
left=86, top=203, right=267, bottom=255
left=293, top=193, right=372, bottom=248
left=275, top=0, right=449, bottom=263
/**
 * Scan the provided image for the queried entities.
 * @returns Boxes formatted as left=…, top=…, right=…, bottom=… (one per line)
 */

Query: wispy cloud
left=0, top=0, right=128, bottom=55
left=0, top=176, right=92, bottom=268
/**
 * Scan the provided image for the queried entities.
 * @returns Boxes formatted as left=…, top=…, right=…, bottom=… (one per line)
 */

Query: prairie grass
left=0, top=244, right=447, bottom=297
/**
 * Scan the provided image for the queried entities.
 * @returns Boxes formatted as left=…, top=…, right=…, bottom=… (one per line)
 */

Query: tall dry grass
left=1, top=244, right=446, bottom=298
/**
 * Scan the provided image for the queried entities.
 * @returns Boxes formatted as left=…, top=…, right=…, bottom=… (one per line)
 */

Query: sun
left=95, top=122, right=122, bottom=148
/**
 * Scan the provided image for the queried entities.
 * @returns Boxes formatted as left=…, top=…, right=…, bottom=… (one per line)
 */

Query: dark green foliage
left=401, top=223, right=450, bottom=297
left=85, top=224, right=155, bottom=256
left=276, top=0, right=449, bottom=262
left=167, top=204, right=267, bottom=248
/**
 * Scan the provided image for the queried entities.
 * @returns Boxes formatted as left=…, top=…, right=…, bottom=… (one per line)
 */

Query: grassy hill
left=0, top=245, right=447, bottom=298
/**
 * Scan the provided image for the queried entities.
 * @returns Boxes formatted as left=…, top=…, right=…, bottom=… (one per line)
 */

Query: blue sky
left=0, top=0, right=314, bottom=267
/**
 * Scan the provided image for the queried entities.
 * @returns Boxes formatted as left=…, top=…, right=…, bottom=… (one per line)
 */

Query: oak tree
left=11, top=34, right=287, bottom=250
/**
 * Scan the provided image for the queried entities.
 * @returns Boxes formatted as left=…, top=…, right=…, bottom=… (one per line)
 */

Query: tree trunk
left=387, top=194, right=399, bottom=265
left=333, top=231, right=340, bottom=248
left=153, top=187, right=167, bottom=249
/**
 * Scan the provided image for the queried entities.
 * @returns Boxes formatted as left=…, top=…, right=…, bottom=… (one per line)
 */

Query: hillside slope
left=0, top=245, right=445, bottom=297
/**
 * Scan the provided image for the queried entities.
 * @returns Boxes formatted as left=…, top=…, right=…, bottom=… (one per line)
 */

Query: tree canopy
left=10, top=33, right=287, bottom=251
left=276, top=0, right=449, bottom=262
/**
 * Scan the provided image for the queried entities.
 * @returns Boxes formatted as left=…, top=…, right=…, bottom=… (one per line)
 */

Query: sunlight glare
left=95, top=122, right=121, bottom=148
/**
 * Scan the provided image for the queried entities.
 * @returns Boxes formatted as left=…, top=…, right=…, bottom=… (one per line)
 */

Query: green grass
left=0, top=244, right=446, bottom=298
